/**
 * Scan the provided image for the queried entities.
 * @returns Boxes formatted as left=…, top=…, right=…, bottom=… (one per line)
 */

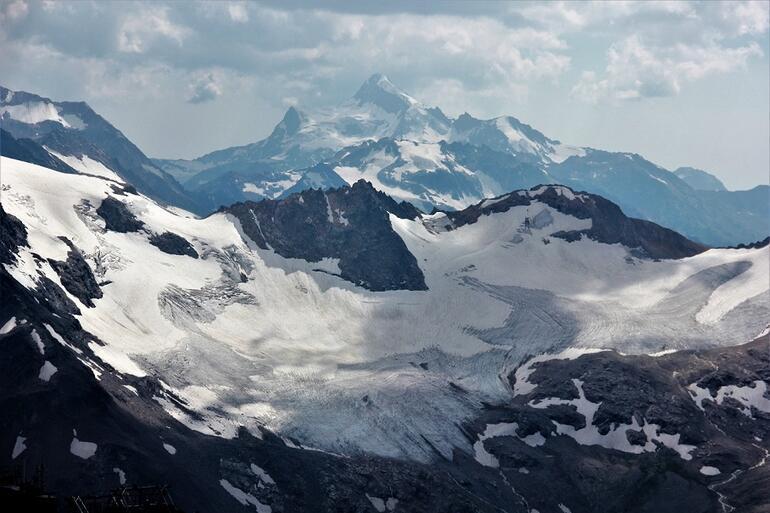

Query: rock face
left=225, top=180, right=426, bottom=291
left=466, top=336, right=770, bottom=513
left=538, top=187, right=708, bottom=259
left=96, top=196, right=144, bottom=233
left=731, top=236, right=770, bottom=250
left=149, top=232, right=199, bottom=258
left=47, top=237, right=103, bottom=307
left=0, top=203, right=28, bottom=264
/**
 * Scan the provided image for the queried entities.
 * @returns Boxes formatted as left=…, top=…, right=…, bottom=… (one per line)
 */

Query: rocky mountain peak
left=223, top=180, right=426, bottom=291
left=353, top=73, right=417, bottom=113
left=273, top=105, right=304, bottom=138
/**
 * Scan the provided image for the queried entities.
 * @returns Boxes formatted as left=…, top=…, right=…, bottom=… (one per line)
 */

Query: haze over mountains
left=2, top=75, right=766, bottom=247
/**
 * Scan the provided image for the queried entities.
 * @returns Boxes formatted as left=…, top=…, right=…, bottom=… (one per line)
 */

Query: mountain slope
left=0, top=203, right=515, bottom=513
left=0, top=128, right=78, bottom=174
left=548, top=151, right=768, bottom=246
left=1, top=85, right=196, bottom=211
left=328, top=138, right=552, bottom=211
left=2, top=156, right=769, bottom=511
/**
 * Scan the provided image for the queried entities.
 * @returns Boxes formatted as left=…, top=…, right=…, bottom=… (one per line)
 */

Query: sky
left=1, top=0, right=768, bottom=190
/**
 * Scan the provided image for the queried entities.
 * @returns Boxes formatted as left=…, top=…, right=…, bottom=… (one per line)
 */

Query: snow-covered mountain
left=2, top=155, right=768, bottom=511
left=166, top=74, right=452, bottom=173
left=447, top=112, right=584, bottom=163
left=152, top=74, right=585, bottom=211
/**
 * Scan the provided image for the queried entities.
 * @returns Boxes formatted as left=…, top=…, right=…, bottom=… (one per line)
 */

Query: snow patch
left=531, top=379, right=695, bottom=460
left=113, top=467, right=127, bottom=484
left=0, top=317, right=17, bottom=334
left=688, top=380, right=770, bottom=416
left=243, top=183, right=263, bottom=195
left=649, top=349, right=677, bottom=357
left=123, top=385, right=139, bottom=395
left=529, top=185, right=578, bottom=201
left=549, top=144, right=586, bottom=163
left=220, top=479, right=271, bottom=513
left=38, top=361, right=58, bottom=381
left=250, top=463, right=275, bottom=485
left=163, top=443, right=177, bottom=455
left=12, top=435, right=27, bottom=459
left=88, top=341, right=146, bottom=377
left=513, top=348, right=607, bottom=396
left=44, top=324, right=82, bottom=354
left=700, top=466, right=720, bottom=476
left=31, top=329, right=45, bottom=354
left=0, top=101, right=70, bottom=127
left=473, top=422, right=546, bottom=468
left=46, top=149, right=122, bottom=181
left=366, top=494, right=398, bottom=512
left=70, top=431, right=98, bottom=459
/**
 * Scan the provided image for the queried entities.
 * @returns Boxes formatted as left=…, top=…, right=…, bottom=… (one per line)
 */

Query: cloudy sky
left=1, top=1, right=768, bottom=189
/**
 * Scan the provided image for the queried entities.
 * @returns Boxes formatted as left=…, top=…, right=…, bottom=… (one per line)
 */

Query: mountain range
left=1, top=74, right=769, bottom=512
left=1, top=150, right=769, bottom=511
left=2, top=75, right=765, bottom=247
left=147, top=73, right=765, bottom=247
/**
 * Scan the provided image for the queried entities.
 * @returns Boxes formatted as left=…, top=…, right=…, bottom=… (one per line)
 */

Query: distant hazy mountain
left=2, top=78, right=766, bottom=246
left=674, top=167, right=728, bottom=192
left=152, top=74, right=765, bottom=246
left=153, top=74, right=581, bottom=211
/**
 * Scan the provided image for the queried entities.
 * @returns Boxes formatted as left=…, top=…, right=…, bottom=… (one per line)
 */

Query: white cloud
left=6, top=0, right=28, bottom=20
left=188, top=72, right=223, bottom=104
left=572, top=35, right=763, bottom=103
left=1, top=0, right=767, bottom=169
left=118, top=7, right=189, bottom=53
left=569, top=1, right=768, bottom=104
left=0, top=0, right=28, bottom=25
left=323, top=12, right=570, bottom=97
left=227, top=3, right=249, bottom=23
left=719, top=0, right=769, bottom=36
left=413, top=77, right=528, bottom=119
